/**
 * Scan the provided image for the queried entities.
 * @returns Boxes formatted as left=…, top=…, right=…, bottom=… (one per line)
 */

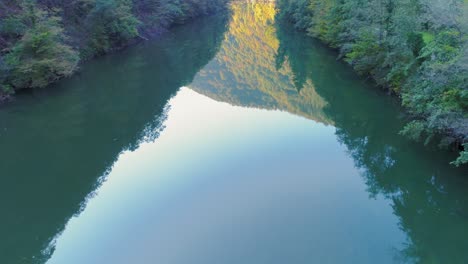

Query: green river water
left=0, top=2, right=467, bottom=264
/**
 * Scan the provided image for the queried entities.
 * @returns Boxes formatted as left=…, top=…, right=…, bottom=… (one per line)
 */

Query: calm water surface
left=1, top=2, right=467, bottom=264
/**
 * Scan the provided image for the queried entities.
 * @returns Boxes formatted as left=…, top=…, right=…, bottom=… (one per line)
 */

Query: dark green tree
left=3, top=0, right=79, bottom=89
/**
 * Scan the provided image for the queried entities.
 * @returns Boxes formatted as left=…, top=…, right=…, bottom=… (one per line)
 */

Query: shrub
left=4, top=2, right=79, bottom=89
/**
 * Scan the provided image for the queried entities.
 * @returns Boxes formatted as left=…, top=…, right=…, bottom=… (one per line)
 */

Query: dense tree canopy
left=2, top=1, right=79, bottom=89
left=0, top=0, right=228, bottom=93
left=277, top=0, right=468, bottom=164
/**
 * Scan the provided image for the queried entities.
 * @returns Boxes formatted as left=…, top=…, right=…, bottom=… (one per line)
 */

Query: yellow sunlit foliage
left=190, top=1, right=333, bottom=125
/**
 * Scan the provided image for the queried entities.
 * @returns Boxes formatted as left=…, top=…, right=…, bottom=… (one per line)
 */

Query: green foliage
left=421, top=32, right=434, bottom=44
left=345, top=30, right=385, bottom=76
left=84, top=0, right=140, bottom=56
left=133, top=0, right=228, bottom=32
left=305, top=0, right=340, bottom=45
left=3, top=1, right=79, bottom=89
left=277, top=0, right=468, bottom=165
left=0, top=16, right=28, bottom=37
left=276, top=0, right=312, bottom=30
left=418, top=30, right=461, bottom=62
left=0, top=55, right=14, bottom=95
left=452, top=144, right=468, bottom=166
left=0, top=0, right=229, bottom=92
left=407, top=32, right=424, bottom=57
left=399, top=120, right=426, bottom=141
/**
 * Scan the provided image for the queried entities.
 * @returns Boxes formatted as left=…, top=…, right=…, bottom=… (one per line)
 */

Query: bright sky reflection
left=45, top=87, right=406, bottom=264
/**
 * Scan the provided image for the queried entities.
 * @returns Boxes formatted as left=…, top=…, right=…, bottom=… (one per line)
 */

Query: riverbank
left=0, top=0, right=229, bottom=99
left=2, top=4, right=467, bottom=262
left=276, top=0, right=468, bottom=165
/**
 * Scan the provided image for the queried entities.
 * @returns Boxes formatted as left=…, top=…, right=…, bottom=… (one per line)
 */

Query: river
left=0, top=2, right=467, bottom=264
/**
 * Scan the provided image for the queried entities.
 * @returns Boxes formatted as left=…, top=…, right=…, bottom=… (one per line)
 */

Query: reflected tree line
left=275, top=17, right=468, bottom=264
left=1, top=2, right=467, bottom=263
left=187, top=3, right=468, bottom=261
left=0, top=14, right=229, bottom=264
left=189, top=2, right=332, bottom=125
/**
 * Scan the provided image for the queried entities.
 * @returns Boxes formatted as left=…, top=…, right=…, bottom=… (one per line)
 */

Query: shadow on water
left=275, top=18, right=468, bottom=264
left=1, top=1, right=468, bottom=263
left=0, top=14, right=229, bottom=264
left=186, top=4, right=468, bottom=261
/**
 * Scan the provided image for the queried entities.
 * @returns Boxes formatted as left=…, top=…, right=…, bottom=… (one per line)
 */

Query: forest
left=1, top=0, right=467, bottom=165
left=276, top=0, right=468, bottom=165
left=1, top=2, right=467, bottom=262
left=0, top=0, right=228, bottom=96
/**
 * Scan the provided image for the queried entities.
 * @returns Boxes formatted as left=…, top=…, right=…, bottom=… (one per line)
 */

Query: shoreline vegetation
left=276, top=0, right=468, bottom=165
left=0, top=0, right=466, bottom=166
left=0, top=0, right=229, bottom=100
